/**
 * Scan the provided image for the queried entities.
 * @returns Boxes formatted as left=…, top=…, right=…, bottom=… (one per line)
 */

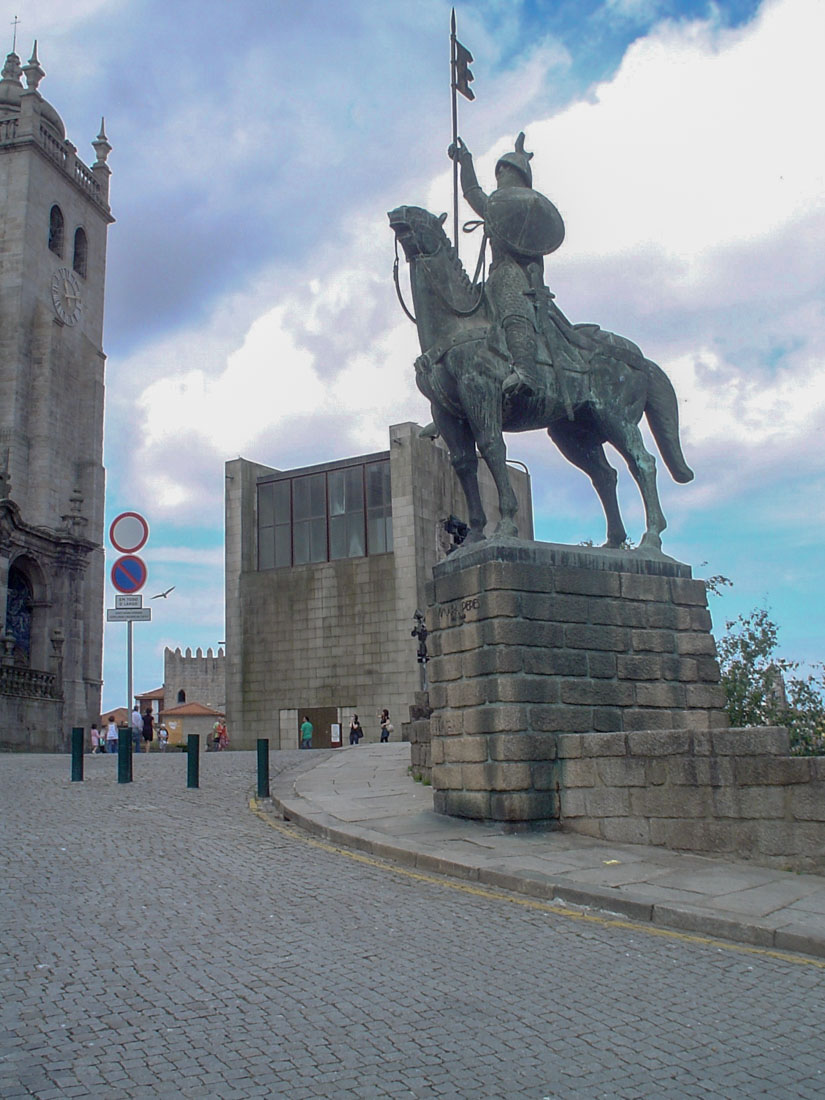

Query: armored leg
left=502, top=317, right=542, bottom=397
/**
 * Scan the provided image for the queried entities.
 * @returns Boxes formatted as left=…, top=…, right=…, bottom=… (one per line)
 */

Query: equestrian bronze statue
left=389, top=133, right=693, bottom=552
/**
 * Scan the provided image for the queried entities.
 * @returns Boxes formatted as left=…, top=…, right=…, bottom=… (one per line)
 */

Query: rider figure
left=448, top=133, right=564, bottom=398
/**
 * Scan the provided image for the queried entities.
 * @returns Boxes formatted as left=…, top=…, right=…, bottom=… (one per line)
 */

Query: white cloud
left=528, top=0, right=825, bottom=266
left=668, top=347, right=825, bottom=451
left=116, top=0, right=825, bottom=530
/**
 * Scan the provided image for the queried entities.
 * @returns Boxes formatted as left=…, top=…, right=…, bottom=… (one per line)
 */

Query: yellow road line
left=249, top=796, right=825, bottom=970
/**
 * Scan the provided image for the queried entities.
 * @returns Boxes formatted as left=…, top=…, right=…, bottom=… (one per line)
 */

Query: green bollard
left=71, top=727, right=84, bottom=782
left=187, top=734, right=200, bottom=789
left=257, top=738, right=270, bottom=799
left=117, top=729, right=132, bottom=784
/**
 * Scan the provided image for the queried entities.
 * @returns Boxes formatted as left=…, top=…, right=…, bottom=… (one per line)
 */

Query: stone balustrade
left=73, top=156, right=101, bottom=201
left=0, top=665, right=59, bottom=699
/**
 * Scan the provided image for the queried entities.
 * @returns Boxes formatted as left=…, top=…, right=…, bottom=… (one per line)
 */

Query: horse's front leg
left=432, top=405, right=487, bottom=542
left=459, top=370, right=519, bottom=537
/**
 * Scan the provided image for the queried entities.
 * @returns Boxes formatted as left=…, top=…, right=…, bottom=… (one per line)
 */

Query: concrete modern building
left=0, top=43, right=114, bottom=749
left=225, top=421, right=533, bottom=749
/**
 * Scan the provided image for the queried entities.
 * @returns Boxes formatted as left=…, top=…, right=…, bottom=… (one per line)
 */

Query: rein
left=393, top=236, right=417, bottom=324
left=393, top=219, right=488, bottom=325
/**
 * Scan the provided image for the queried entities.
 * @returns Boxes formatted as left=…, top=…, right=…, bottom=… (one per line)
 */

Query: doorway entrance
left=297, top=707, right=339, bottom=749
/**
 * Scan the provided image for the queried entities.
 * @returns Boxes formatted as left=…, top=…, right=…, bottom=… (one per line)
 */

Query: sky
left=9, top=0, right=823, bottom=711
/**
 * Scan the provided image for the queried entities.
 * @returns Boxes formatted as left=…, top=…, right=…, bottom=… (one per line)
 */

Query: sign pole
left=108, top=511, right=151, bottom=728
left=127, top=619, right=133, bottom=720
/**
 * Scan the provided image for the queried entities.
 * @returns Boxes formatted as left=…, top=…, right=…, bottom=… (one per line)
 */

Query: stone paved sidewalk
left=269, top=743, right=825, bottom=958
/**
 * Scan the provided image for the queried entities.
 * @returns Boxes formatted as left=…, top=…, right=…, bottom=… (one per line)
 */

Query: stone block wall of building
left=0, top=64, right=112, bottom=745
left=557, top=726, right=825, bottom=873
left=163, top=646, right=225, bottom=712
left=238, top=548, right=404, bottom=746
left=403, top=691, right=432, bottom=781
left=225, top=423, right=533, bottom=749
left=0, top=692, right=62, bottom=751
left=426, top=539, right=728, bottom=822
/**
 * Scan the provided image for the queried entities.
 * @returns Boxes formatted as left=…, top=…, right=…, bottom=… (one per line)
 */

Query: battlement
left=164, top=646, right=225, bottom=713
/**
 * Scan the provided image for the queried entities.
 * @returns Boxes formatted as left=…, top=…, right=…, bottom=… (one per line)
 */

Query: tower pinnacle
left=22, top=40, right=44, bottom=91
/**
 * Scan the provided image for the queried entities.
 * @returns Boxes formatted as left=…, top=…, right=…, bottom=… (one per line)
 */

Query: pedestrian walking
left=216, top=720, right=229, bottom=751
left=131, top=706, right=143, bottom=752
left=379, top=709, right=393, bottom=742
left=142, top=708, right=154, bottom=753
left=300, top=715, right=313, bottom=749
left=158, top=724, right=169, bottom=752
left=105, top=716, right=118, bottom=753
left=90, top=724, right=101, bottom=754
left=349, top=714, right=363, bottom=745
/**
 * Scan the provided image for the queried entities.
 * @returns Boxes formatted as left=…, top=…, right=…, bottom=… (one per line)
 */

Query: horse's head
left=388, top=206, right=449, bottom=262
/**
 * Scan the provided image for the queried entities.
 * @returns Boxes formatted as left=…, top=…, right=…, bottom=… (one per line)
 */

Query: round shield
left=486, top=187, right=565, bottom=258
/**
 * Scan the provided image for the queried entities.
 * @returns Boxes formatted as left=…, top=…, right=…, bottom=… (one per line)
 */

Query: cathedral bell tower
left=0, top=41, right=114, bottom=749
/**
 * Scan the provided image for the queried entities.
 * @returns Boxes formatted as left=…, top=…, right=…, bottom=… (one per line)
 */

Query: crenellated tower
left=0, top=41, right=114, bottom=748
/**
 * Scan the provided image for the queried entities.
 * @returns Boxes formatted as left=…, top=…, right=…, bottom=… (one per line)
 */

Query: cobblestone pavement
left=2, top=751, right=824, bottom=1099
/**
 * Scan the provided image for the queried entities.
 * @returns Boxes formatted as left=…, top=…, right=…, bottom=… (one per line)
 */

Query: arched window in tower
left=5, top=566, right=34, bottom=666
left=73, top=227, right=87, bottom=277
left=48, top=205, right=64, bottom=256
left=177, top=690, right=186, bottom=704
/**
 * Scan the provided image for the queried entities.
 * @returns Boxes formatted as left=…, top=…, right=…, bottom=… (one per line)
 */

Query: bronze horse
left=389, top=205, right=693, bottom=551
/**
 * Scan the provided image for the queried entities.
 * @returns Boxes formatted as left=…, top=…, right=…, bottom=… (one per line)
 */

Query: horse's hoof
left=639, top=532, right=663, bottom=552
left=494, top=519, right=519, bottom=538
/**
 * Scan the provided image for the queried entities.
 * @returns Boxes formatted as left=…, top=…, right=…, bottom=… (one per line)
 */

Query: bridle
left=393, top=217, right=488, bottom=325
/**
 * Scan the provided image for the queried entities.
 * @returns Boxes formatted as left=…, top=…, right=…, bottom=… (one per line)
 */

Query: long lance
left=450, top=8, right=460, bottom=259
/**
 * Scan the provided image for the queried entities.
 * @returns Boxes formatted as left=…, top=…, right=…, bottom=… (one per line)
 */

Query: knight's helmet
left=495, top=132, right=533, bottom=187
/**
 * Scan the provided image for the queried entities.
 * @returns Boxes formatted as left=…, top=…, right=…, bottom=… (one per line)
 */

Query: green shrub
left=716, top=607, right=825, bottom=756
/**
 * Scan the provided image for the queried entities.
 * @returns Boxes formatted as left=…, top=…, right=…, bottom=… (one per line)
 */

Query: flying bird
left=151, top=586, right=176, bottom=599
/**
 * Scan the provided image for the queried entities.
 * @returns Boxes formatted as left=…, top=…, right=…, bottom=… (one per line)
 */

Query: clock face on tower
left=51, top=267, right=82, bottom=326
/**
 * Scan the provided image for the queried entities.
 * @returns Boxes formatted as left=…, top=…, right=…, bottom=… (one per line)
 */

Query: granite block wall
left=164, top=646, right=225, bottom=712
left=557, top=726, right=825, bottom=872
left=426, top=539, right=728, bottom=821
left=225, top=424, right=532, bottom=749
left=403, top=691, right=432, bottom=780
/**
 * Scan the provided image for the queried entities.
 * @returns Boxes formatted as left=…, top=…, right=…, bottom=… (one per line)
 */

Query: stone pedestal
left=402, top=691, right=433, bottom=782
left=426, top=539, right=727, bottom=823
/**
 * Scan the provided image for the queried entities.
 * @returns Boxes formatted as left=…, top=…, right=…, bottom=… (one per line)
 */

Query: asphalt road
left=2, top=750, right=823, bottom=1099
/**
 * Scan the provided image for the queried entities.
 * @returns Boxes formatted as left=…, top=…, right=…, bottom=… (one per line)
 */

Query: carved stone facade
left=0, top=44, right=113, bottom=749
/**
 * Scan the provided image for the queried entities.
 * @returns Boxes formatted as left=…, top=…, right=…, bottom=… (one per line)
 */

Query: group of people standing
left=89, top=710, right=169, bottom=753
left=211, top=720, right=229, bottom=751
left=299, top=710, right=394, bottom=749
left=348, top=709, right=394, bottom=746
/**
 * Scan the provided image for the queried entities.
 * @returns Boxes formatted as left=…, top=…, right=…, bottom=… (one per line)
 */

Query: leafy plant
left=716, top=607, right=825, bottom=756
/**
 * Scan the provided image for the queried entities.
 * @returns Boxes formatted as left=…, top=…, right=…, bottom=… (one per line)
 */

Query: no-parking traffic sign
left=111, top=554, right=147, bottom=594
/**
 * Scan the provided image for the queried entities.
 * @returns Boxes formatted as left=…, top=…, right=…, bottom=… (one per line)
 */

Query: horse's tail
left=642, top=359, right=694, bottom=484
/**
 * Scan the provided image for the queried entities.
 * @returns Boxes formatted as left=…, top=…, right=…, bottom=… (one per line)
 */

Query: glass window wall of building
left=258, top=459, right=391, bottom=569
